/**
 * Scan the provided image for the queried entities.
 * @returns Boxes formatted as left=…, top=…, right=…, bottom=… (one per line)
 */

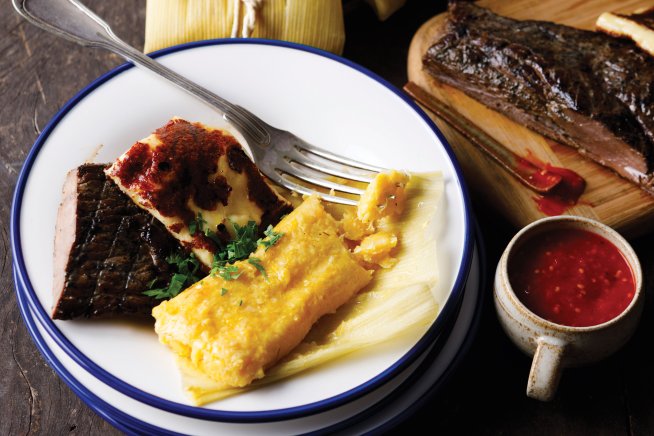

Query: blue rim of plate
left=10, top=37, right=474, bottom=422
left=13, top=228, right=484, bottom=435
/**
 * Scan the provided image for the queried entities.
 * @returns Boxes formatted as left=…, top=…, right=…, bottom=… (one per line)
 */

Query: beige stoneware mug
left=494, top=216, right=643, bottom=401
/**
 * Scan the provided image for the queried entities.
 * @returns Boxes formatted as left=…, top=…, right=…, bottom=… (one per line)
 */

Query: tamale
left=152, top=195, right=372, bottom=388
left=170, top=172, right=444, bottom=405
left=144, top=0, right=345, bottom=54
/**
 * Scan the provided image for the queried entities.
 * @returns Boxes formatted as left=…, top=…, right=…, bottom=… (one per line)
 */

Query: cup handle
left=527, top=336, right=567, bottom=401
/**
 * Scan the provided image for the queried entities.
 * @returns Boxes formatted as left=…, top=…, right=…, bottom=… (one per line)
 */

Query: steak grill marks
left=52, top=164, right=182, bottom=319
left=423, top=2, right=654, bottom=190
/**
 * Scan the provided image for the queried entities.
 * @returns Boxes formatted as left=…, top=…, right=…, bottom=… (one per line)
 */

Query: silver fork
left=13, top=0, right=385, bottom=206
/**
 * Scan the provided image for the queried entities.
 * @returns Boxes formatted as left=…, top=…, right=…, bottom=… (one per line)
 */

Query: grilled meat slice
left=52, top=164, right=183, bottom=320
left=423, top=2, right=654, bottom=191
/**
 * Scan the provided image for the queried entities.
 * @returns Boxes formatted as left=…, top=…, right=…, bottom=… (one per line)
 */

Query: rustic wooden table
left=2, top=1, right=653, bottom=434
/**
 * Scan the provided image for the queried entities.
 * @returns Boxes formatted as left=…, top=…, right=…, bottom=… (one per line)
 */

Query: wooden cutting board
left=406, top=0, right=654, bottom=238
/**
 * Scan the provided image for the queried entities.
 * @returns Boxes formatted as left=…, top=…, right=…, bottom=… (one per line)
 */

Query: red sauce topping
left=109, top=119, right=238, bottom=223
left=517, top=151, right=586, bottom=216
left=108, top=119, right=294, bottom=253
left=168, top=223, right=183, bottom=234
left=534, top=165, right=586, bottom=216
left=509, top=228, right=635, bottom=327
left=522, top=164, right=562, bottom=191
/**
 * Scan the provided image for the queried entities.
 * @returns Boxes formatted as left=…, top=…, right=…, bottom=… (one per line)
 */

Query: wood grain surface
left=1, top=1, right=654, bottom=435
left=407, top=0, right=654, bottom=237
left=0, top=2, right=144, bottom=434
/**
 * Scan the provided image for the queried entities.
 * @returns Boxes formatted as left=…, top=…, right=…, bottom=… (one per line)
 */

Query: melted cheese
left=106, top=119, right=290, bottom=267
left=136, top=131, right=266, bottom=228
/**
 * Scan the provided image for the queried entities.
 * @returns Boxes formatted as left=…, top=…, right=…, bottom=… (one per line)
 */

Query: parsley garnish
left=209, top=252, right=226, bottom=277
left=189, top=212, right=224, bottom=246
left=143, top=252, right=201, bottom=300
left=145, top=219, right=277, bottom=299
left=257, top=225, right=284, bottom=251
left=204, top=228, right=222, bottom=245
left=211, top=221, right=274, bottom=282
left=209, top=220, right=260, bottom=276
left=226, top=221, right=259, bottom=260
left=189, top=213, right=207, bottom=236
left=218, top=264, right=242, bottom=281
left=195, top=219, right=279, bottom=294
left=248, top=257, right=268, bottom=280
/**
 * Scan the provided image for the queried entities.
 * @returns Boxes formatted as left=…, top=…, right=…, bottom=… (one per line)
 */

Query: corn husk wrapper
left=364, top=0, right=407, bottom=21
left=144, top=0, right=345, bottom=54
left=178, top=172, right=444, bottom=405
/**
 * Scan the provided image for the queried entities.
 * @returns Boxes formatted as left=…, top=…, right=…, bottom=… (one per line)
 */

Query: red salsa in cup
left=509, top=228, right=635, bottom=327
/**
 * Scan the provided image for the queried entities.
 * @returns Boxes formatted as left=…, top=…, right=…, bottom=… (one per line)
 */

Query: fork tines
left=275, top=145, right=385, bottom=206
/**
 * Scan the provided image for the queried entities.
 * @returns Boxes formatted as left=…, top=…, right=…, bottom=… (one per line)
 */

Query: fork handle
left=110, top=42, right=270, bottom=144
left=13, top=0, right=270, bottom=144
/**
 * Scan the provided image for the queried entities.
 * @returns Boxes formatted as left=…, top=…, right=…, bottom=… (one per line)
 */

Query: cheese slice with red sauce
left=105, top=118, right=292, bottom=267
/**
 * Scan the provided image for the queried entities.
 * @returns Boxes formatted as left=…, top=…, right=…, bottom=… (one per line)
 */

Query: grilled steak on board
left=423, top=2, right=654, bottom=192
left=52, top=164, right=183, bottom=320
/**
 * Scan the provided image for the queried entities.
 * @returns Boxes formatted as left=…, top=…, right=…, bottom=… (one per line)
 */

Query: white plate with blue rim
left=11, top=39, right=474, bottom=422
left=13, top=239, right=483, bottom=433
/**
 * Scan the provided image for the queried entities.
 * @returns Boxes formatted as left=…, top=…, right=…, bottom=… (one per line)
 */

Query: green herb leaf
left=248, top=257, right=268, bottom=280
left=204, top=227, right=222, bottom=245
left=218, top=264, right=242, bottom=281
left=210, top=254, right=225, bottom=277
left=208, top=220, right=274, bottom=285
left=257, top=225, right=284, bottom=251
left=221, top=288, right=228, bottom=296
left=189, top=212, right=226, bottom=247
left=189, top=212, right=207, bottom=236
left=143, top=251, right=202, bottom=300
left=224, top=220, right=259, bottom=261
left=142, top=288, right=167, bottom=299
left=209, top=220, right=260, bottom=270
left=167, top=273, right=187, bottom=295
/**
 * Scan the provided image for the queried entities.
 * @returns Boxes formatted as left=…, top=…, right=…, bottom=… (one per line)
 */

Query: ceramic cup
left=494, top=216, right=643, bottom=401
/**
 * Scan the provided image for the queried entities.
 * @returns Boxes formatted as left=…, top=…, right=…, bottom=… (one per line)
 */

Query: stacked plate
left=11, top=40, right=484, bottom=434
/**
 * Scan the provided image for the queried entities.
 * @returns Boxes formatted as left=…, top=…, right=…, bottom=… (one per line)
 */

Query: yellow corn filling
left=152, top=169, right=443, bottom=403
left=153, top=195, right=372, bottom=387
